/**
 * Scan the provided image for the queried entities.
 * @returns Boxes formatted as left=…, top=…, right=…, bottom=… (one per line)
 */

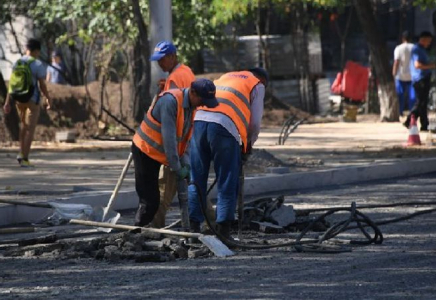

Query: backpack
left=8, top=57, right=35, bottom=103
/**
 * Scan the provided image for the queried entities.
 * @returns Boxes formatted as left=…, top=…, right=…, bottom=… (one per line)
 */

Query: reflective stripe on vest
left=133, top=89, right=192, bottom=165
left=199, top=71, right=259, bottom=151
left=164, top=64, right=195, bottom=90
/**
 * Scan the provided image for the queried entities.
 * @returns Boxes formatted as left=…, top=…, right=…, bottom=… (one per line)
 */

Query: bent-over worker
left=132, top=79, right=218, bottom=227
left=188, top=68, right=268, bottom=239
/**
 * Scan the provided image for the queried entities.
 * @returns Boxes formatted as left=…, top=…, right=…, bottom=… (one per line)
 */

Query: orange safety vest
left=164, top=64, right=195, bottom=91
left=199, top=71, right=260, bottom=152
left=133, top=89, right=193, bottom=165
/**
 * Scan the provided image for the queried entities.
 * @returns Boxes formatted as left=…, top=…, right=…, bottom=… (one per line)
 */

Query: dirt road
left=1, top=174, right=436, bottom=299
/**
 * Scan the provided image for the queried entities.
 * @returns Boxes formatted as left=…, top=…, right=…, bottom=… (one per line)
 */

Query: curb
left=208, top=157, right=436, bottom=198
left=2, top=157, right=436, bottom=226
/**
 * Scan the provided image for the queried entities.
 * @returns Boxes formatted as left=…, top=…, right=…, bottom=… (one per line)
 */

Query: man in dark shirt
left=404, top=31, right=435, bottom=131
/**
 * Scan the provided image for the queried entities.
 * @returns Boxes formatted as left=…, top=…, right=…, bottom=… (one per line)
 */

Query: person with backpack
left=3, top=38, right=52, bottom=167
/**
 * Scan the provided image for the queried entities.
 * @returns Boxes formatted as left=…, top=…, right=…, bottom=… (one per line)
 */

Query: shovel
left=102, top=152, right=133, bottom=222
left=70, top=219, right=234, bottom=257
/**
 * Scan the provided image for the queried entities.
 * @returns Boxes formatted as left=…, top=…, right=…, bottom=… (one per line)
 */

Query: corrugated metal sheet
left=203, top=34, right=322, bottom=76
left=316, top=78, right=332, bottom=114
left=270, top=79, right=301, bottom=108
left=202, top=37, right=258, bottom=73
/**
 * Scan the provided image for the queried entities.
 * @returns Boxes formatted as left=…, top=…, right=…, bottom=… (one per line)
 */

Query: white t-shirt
left=194, top=83, right=265, bottom=146
left=394, top=43, right=414, bottom=82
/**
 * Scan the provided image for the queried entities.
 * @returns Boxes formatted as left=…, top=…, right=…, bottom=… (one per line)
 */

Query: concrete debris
left=242, top=196, right=330, bottom=234
left=269, top=205, right=296, bottom=227
left=0, top=230, right=197, bottom=262
left=168, top=243, right=189, bottom=259
left=143, top=241, right=165, bottom=251
left=243, top=195, right=296, bottom=230
left=188, top=246, right=211, bottom=259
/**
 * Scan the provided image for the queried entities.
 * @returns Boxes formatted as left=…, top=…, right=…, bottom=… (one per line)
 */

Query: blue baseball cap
left=150, top=41, right=177, bottom=61
left=191, top=79, right=218, bottom=108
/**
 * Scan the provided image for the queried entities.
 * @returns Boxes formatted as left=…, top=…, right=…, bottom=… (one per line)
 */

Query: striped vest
left=199, top=71, right=259, bottom=152
left=164, top=64, right=195, bottom=90
left=133, top=89, right=193, bottom=165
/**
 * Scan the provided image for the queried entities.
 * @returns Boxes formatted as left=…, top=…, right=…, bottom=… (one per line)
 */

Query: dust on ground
left=1, top=174, right=436, bottom=299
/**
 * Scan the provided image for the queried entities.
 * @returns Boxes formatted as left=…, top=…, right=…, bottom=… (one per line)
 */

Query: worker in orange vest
left=149, top=41, right=196, bottom=228
left=132, top=79, right=218, bottom=227
left=188, top=68, right=268, bottom=239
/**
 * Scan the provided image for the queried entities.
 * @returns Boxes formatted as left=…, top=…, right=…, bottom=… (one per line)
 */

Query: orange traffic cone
left=407, top=115, right=421, bottom=146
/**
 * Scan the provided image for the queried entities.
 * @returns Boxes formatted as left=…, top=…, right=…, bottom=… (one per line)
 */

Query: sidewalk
left=259, top=120, right=436, bottom=169
left=1, top=120, right=436, bottom=225
left=1, top=120, right=435, bottom=194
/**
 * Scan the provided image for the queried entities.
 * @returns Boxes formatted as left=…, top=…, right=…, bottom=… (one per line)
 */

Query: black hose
left=301, top=201, right=436, bottom=212
left=191, top=183, right=436, bottom=252
left=191, top=181, right=322, bottom=250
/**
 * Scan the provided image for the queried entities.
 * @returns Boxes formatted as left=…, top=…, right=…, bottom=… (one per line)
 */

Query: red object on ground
left=331, top=61, right=370, bottom=102
left=331, top=72, right=343, bottom=95
left=407, top=115, right=421, bottom=146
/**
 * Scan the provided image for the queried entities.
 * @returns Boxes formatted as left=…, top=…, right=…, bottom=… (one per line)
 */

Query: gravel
left=1, top=174, right=436, bottom=299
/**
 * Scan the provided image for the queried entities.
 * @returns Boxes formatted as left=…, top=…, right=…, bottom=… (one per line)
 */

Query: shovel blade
left=48, top=202, right=120, bottom=232
left=89, top=206, right=121, bottom=233
left=199, top=235, right=235, bottom=257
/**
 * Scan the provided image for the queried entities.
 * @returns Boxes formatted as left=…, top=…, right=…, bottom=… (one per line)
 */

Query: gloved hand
left=241, top=143, right=252, bottom=163
left=177, top=165, right=190, bottom=181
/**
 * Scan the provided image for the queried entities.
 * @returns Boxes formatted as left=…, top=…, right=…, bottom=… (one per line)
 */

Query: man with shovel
left=149, top=41, right=196, bottom=228
left=132, top=78, right=218, bottom=227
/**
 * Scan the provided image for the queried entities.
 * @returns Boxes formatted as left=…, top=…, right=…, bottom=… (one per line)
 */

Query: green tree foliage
left=413, top=0, right=436, bottom=8
left=211, top=0, right=348, bottom=25
left=172, top=0, right=223, bottom=64
left=30, top=0, right=147, bottom=47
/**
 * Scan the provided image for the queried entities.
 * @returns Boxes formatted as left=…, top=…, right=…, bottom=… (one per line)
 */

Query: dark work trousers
left=131, top=143, right=162, bottom=226
left=406, top=76, right=431, bottom=130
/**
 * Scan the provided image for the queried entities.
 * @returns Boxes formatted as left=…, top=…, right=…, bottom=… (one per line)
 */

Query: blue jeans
left=188, top=121, right=241, bottom=223
left=395, top=79, right=416, bottom=114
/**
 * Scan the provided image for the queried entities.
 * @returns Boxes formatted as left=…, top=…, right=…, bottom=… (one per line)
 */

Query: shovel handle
left=237, top=163, right=244, bottom=240
left=102, top=152, right=133, bottom=221
left=70, top=219, right=201, bottom=238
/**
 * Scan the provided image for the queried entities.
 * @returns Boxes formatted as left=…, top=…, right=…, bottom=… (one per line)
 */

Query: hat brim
left=150, top=52, right=166, bottom=61
left=202, top=97, right=219, bottom=108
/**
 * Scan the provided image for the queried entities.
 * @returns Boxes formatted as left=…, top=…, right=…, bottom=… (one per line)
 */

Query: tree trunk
left=0, top=72, right=19, bottom=141
left=130, top=0, right=151, bottom=123
left=291, top=3, right=315, bottom=114
left=353, top=0, right=399, bottom=122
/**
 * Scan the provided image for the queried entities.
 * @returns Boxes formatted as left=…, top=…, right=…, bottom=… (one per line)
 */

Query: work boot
left=189, top=220, right=201, bottom=233
left=216, top=221, right=235, bottom=244
left=188, top=220, right=201, bottom=244
left=134, top=204, right=151, bottom=227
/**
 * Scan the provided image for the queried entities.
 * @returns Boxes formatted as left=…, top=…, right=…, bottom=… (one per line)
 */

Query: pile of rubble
left=2, top=229, right=212, bottom=262
left=0, top=195, right=334, bottom=262
left=242, top=196, right=329, bottom=233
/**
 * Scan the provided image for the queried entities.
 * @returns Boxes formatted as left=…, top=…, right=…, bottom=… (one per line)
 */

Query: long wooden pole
left=70, top=219, right=201, bottom=239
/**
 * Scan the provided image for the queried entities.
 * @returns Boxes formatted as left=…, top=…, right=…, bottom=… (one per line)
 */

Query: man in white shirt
left=187, top=68, right=268, bottom=240
left=392, top=31, right=415, bottom=115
